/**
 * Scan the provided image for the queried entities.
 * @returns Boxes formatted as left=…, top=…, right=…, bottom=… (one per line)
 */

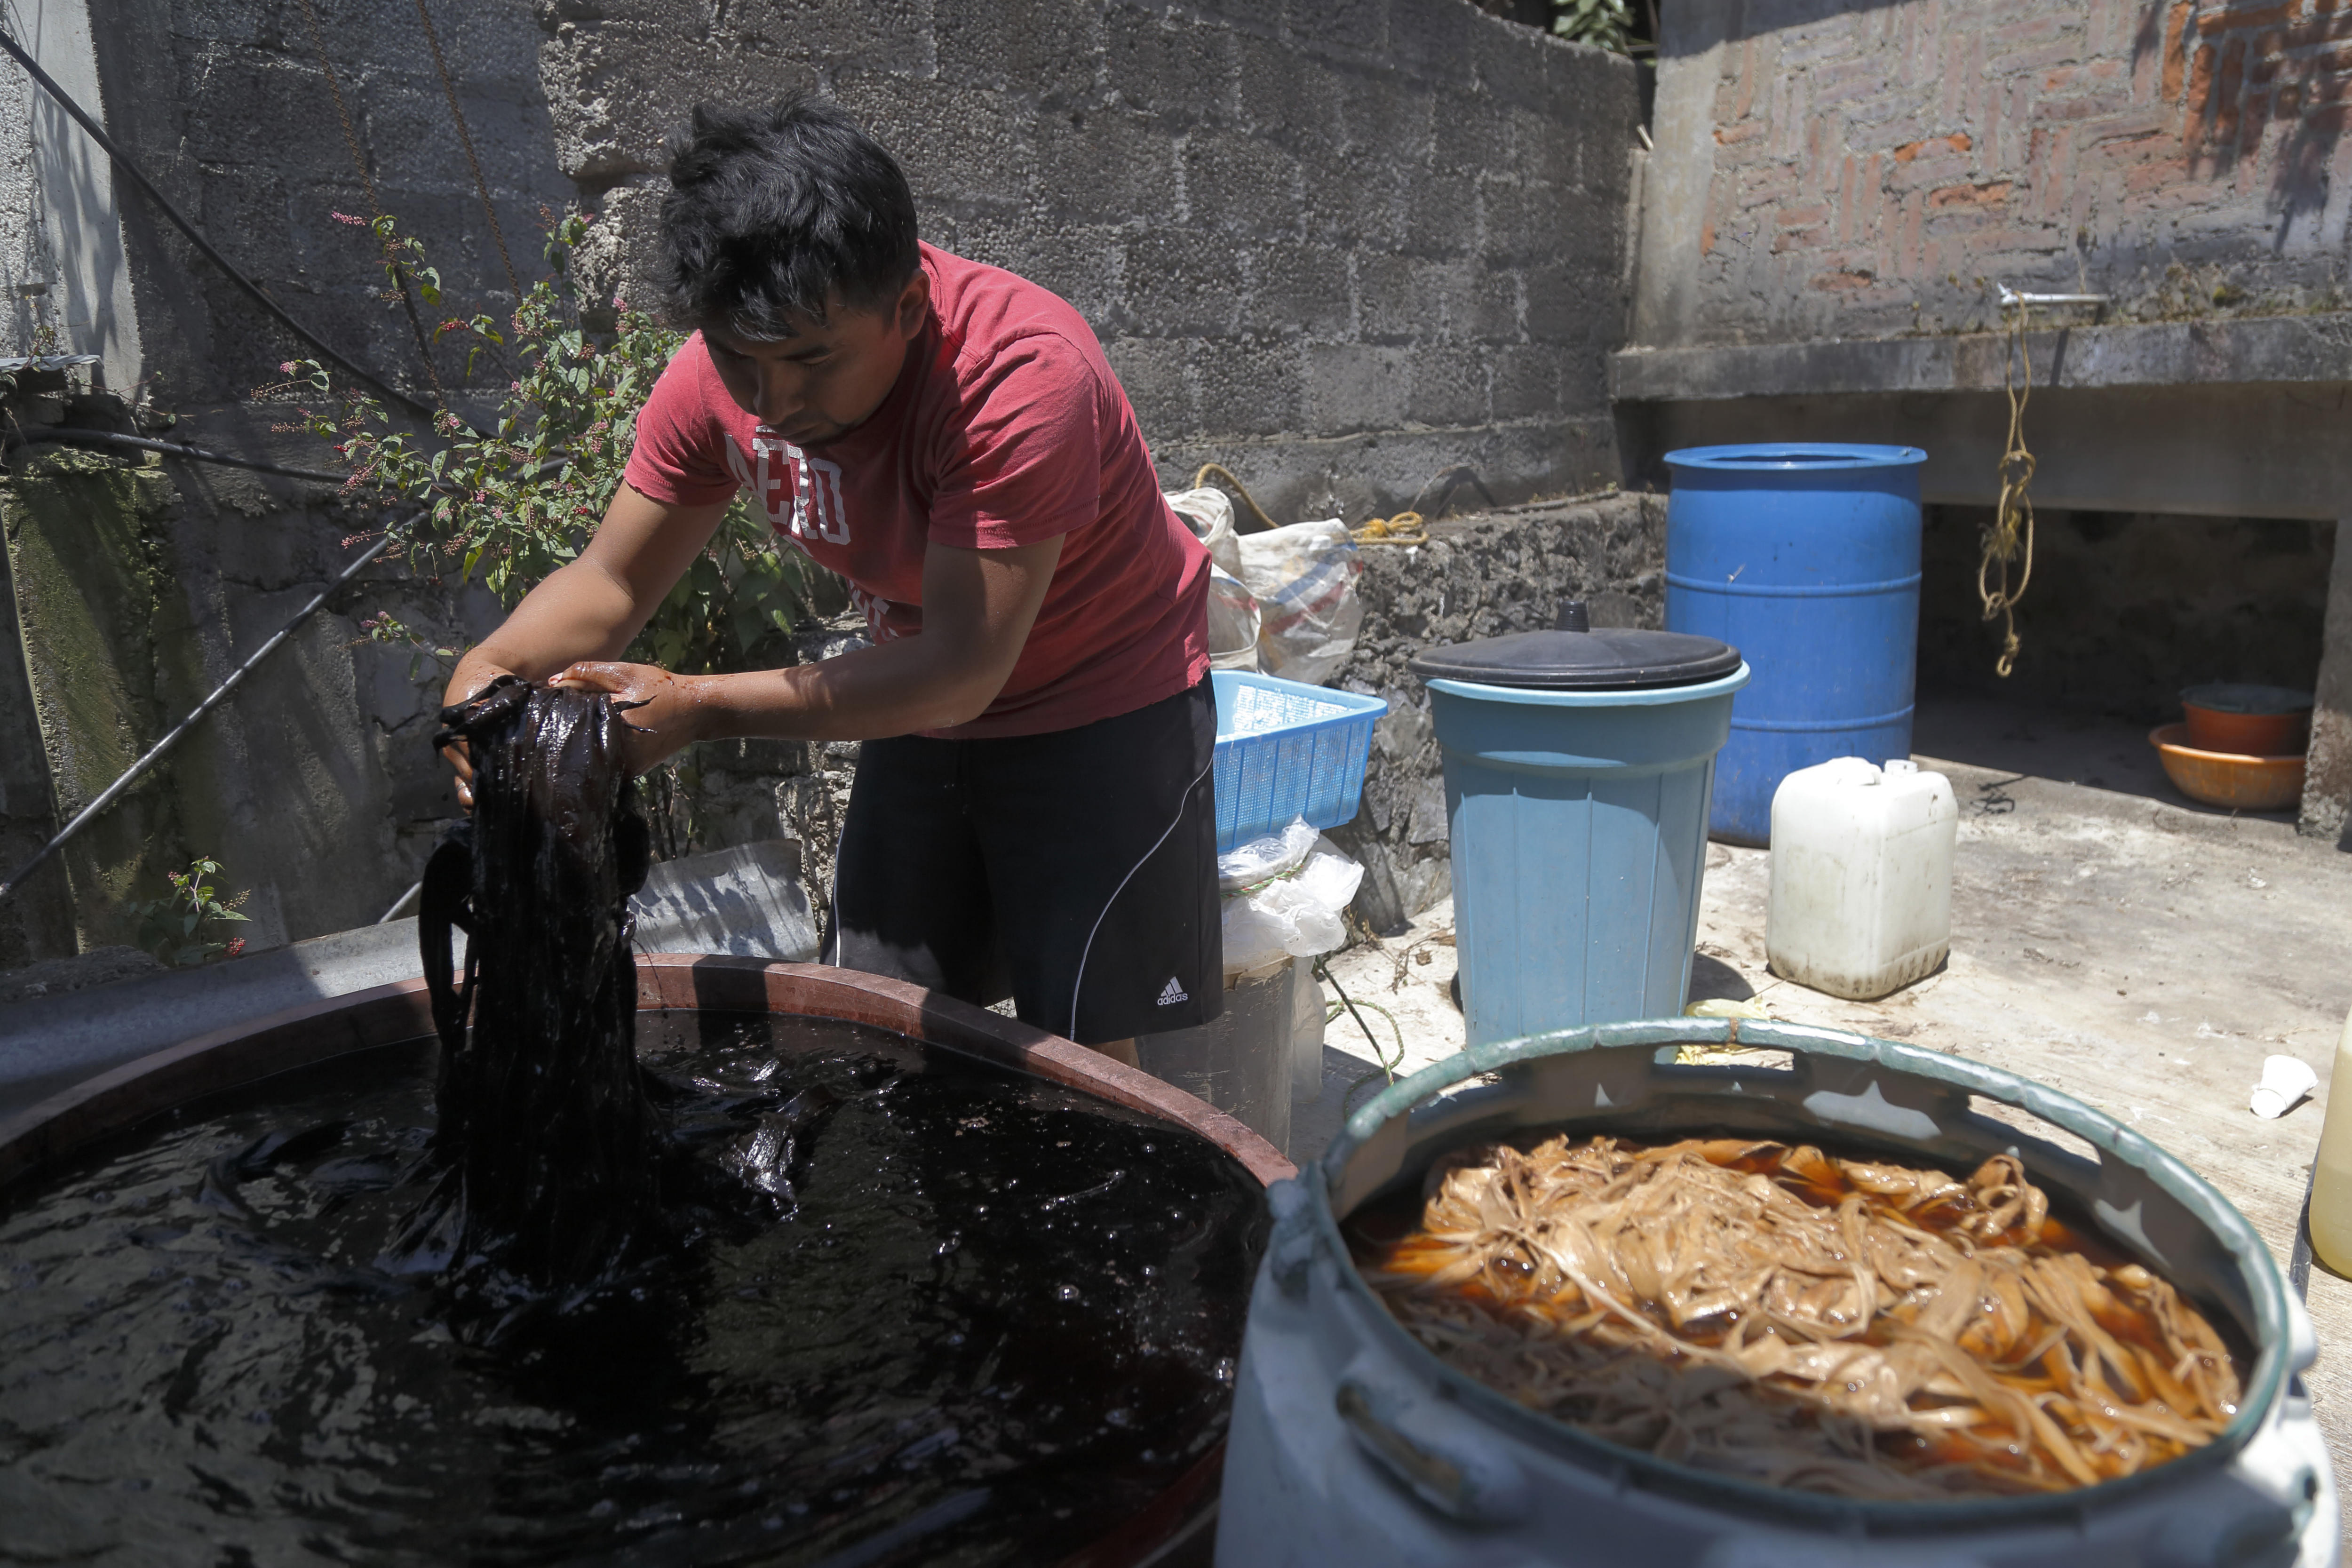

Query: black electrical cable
left=0, top=24, right=438, bottom=425
left=6, top=427, right=350, bottom=485
left=5, top=425, right=573, bottom=491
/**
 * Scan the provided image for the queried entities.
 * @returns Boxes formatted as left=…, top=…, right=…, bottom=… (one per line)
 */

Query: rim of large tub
left=1307, top=1015, right=2295, bottom=1534
left=0, top=954, right=1295, bottom=1192
left=0, top=954, right=1294, bottom=1568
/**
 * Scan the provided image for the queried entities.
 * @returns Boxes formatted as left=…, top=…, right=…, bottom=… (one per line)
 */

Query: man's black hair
left=656, top=98, right=921, bottom=337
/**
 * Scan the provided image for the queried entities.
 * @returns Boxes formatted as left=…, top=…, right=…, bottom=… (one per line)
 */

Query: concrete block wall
left=0, top=404, right=508, bottom=968
left=1639, top=0, right=2352, bottom=348
left=1630, top=0, right=2352, bottom=846
left=2, top=0, right=1647, bottom=967
left=543, top=0, right=1640, bottom=519
left=87, top=0, right=573, bottom=407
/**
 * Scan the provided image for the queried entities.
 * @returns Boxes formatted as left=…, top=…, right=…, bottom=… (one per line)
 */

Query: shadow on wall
left=1665, top=0, right=2352, bottom=288
left=83, top=0, right=574, bottom=406
left=1656, top=0, right=1913, bottom=57
left=1918, top=505, right=2337, bottom=720
left=2125, top=0, right=2350, bottom=247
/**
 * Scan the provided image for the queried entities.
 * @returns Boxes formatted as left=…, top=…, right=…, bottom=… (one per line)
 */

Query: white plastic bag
left=1164, top=486, right=1243, bottom=577
left=1235, top=519, right=1365, bottom=687
left=1220, top=827, right=1365, bottom=976
left=1206, top=564, right=1262, bottom=672
left=1216, top=819, right=1318, bottom=893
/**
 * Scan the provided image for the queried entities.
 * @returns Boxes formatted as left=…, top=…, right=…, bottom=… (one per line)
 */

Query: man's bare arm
left=440, top=484, right=731, bottom=802
left=552, top=533, right=1062, bottom=768
left=445, top=483, right=733, bottom=699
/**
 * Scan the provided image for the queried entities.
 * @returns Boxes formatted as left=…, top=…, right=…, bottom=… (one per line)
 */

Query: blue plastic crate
left=1211, top=671, right=1387, bottom=852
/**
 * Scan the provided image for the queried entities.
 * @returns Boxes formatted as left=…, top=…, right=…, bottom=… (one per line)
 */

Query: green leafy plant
left=1551, top=0, right=1647, bottom=54
left=275, top=209, right=832, bottom=681
left=134, top=857, right=252, bottom=968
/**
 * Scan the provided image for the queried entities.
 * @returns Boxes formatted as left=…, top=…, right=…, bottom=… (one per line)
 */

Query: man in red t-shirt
left=443, top=100, right=1220, bottom=1059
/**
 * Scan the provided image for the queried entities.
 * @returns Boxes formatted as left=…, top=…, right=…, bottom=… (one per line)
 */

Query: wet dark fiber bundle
left=411, top=677, right=654, bottom=1292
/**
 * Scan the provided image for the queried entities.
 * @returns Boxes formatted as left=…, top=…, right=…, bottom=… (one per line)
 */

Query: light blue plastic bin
left=1211, top=672, right=1386, bottom=853
left=1425, top=666, right=1749, bottom=1046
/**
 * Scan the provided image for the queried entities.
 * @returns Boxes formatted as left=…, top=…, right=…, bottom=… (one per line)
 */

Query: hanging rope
left=411, top=0, right=522, bottom=304
left=1979, top=298, right=2037, bottom=678
left=294, top=0, right=448, bottom=404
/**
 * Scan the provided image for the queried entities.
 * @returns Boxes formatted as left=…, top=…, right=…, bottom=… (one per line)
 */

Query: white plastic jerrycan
left=1766, top=757, right=1958, bottom=1001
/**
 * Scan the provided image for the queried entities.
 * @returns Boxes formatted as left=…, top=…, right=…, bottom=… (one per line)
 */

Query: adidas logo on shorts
left=1156, top=976, right=1189, bottom=1006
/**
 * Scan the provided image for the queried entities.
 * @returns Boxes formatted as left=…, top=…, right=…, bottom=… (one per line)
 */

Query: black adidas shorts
left=823, top=678, right=1223, bottom=1044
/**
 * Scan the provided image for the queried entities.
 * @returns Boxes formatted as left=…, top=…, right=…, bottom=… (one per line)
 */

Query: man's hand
left=548, top=661, right=710, bottom=775
left=439, top=657, right=519, bottom=811
left=434, top=484, right=731, bottom=810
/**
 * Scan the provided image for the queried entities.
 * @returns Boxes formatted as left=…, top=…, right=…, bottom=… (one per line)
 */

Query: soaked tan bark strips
left=1352, top=1134, right=2241, bottom=1500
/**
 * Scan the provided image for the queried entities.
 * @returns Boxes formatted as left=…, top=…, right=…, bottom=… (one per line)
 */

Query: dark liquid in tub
left=0, top=1014, right=1266, bottom=1566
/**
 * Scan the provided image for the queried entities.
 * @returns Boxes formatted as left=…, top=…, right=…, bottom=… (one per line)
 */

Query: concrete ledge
left=0, top=840, right=819, bottom=1118
left=1620, top=383, right=2352, bottom=522
left=0, top=922, right=434, bottom=1118
left=1611, top=311, right=2352, bottom=404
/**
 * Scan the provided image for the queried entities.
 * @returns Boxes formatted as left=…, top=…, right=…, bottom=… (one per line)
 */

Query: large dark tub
left=0, top=955, right=1291, bottom=1567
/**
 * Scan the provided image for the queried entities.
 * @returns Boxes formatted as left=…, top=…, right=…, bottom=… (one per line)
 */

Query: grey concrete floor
left=1291, top=693, right=2352, bottom=1531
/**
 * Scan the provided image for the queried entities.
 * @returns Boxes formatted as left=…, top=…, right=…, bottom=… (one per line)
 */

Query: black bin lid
left=1407, top=601, right=1742, bottom=691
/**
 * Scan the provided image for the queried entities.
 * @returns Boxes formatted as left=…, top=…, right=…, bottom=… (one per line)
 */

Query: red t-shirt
left=624, top=242, right=1210, bottom=739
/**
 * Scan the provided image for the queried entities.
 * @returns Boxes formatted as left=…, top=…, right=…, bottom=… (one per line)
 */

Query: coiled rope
left=1186, top=462, right=1466, bottom=547
left=1979, top=298, right=2038, bottom=677
left=1351, top=511, right=1428, bottom=546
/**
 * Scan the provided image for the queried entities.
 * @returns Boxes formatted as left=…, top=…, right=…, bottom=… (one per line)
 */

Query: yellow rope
left=1186, top=462, right=1434, bottom=545
left=1979, top=299, right=2037, bottom=678
left=1191, top=462, right=1280, bottom=534
left=1351, top=511, right=1428, bottom=546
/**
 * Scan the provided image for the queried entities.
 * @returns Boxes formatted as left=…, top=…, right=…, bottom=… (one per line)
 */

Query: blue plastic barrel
left=1663, top=444, right=1927, bottom=845
left=1424, top=666, right=1749, bottom=1045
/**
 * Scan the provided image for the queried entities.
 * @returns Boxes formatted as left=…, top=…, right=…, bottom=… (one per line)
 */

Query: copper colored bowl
left=2179, top=685, right=2313, bottom=756
left=2149, top=723, right=2306, bottom=812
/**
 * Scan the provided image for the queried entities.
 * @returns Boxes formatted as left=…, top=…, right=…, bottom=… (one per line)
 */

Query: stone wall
left=0, top=0, right=1645, bottom=967
left=1636, top=0, right=2352, bottom=350
left=86, top=0, right=572, bottom=408
left=544, top=0, right=1639, bottom=519
left=0, top=388, right=505, bottom=967
left=1330, top=492, right=1668, bottom=930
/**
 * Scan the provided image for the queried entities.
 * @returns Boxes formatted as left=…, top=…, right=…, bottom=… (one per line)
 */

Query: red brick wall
left=1679, top=0, right=2352, bottom=344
